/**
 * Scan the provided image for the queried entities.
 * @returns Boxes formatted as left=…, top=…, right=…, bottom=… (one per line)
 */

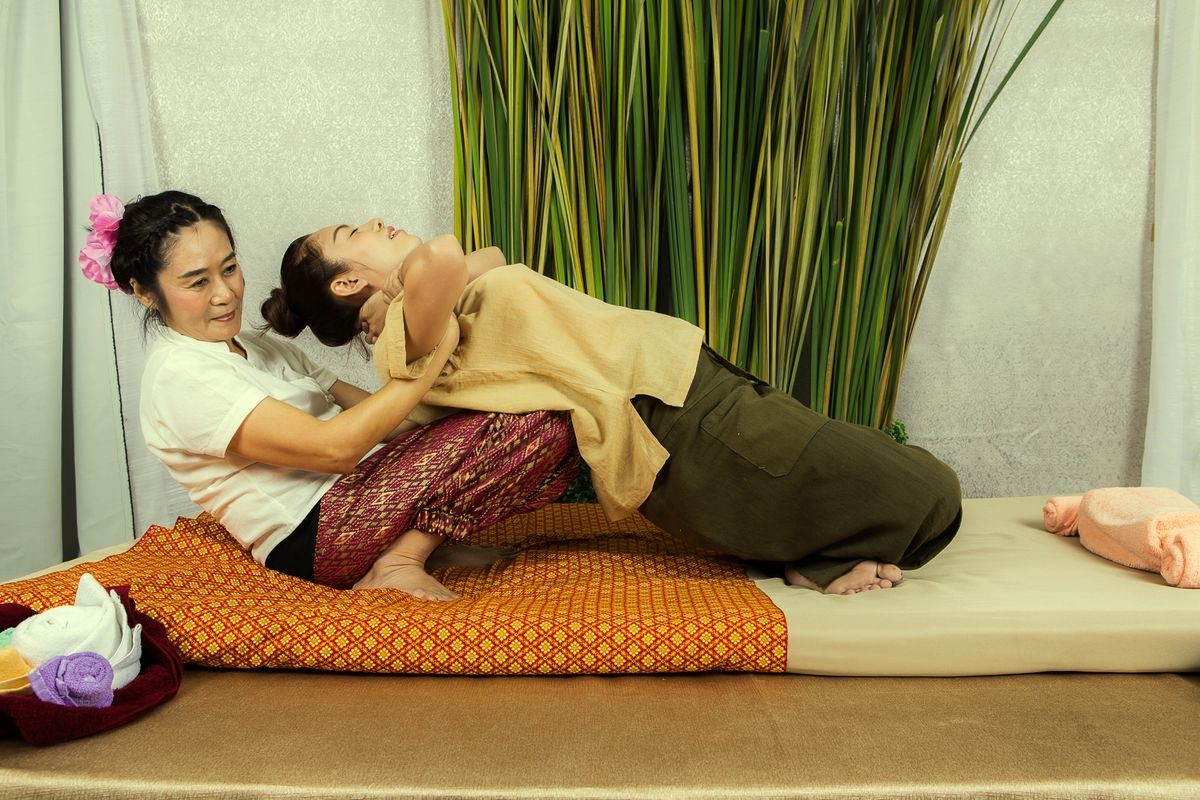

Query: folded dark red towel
left=0, top=586, right=183, bottom=746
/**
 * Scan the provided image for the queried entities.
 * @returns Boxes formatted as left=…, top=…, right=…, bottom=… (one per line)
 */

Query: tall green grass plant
left=442, top=0, right=1062, bottom=427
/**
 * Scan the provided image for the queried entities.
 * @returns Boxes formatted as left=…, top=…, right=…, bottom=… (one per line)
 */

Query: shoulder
left=240, top=330, right=301, bottom=360
left=457, top=264, right=568, bottom=311
left=489, top=264, right=582, bottom=301
left=139, top=336, right=268, bottom=446
left=241, top=330, right=340, bottom=390
left=143, top=335, right=234, bottom=384
left=241, top=331, right=312, bottom=375
left=469, top=263, right=539, bottom=293
left=141, top=341, right=249, bottom=412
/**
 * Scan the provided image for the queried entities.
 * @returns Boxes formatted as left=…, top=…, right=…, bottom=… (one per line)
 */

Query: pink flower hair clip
left=78, top=194, right=129, bottom=293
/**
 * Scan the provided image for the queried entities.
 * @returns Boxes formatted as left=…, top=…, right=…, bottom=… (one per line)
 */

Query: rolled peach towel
left=1076, top=487, right=1200, bottom=588
left=1161, top=533, right=1200, bottom=588
left=1043, top=495, right=1083, bottom=535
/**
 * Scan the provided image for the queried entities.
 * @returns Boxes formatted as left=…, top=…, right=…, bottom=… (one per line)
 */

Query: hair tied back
left=260, top=286, right=307, bottom=338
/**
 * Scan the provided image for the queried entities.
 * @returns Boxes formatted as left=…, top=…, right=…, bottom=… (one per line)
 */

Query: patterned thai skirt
left=310, top=410, right=579, bottom=588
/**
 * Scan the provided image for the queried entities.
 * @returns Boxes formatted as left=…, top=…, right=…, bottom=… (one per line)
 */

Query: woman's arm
left=376, top=239, right=504, bottom=355
left=399, top=235, right=467, bottom=361
left=329, top=379, right=421, bottom=440
left=465, top=246, right=506, bottom=281
left=328, top=380, right=371, bottom=410
left=385, top=245, right=505, bottom=302
left=228, top=317, right=459, bottom=474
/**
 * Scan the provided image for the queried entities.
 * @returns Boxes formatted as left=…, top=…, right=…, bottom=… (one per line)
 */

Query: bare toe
left=821, top=560, right=902, bottom=595
left=418, top=583, right=461, bottom=602
left=877, top=563, right=903, bottom=584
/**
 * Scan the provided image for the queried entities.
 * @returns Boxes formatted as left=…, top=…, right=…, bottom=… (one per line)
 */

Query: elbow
left=405, top=240, right=468, bottom=310
left=328, top=443, right=364, bottom=475
left=425, top=235, right=468, bottom=289
left=478, top=246, right=505, bottom=266
left=333, top=456, right=360, bottom=476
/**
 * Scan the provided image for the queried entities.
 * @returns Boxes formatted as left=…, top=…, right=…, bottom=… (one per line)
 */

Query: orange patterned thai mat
left=0, top=505, right=786, bottom=675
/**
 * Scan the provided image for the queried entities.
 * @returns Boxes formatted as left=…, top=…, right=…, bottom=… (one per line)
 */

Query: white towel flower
left=11, top=573, right=143, bottom=689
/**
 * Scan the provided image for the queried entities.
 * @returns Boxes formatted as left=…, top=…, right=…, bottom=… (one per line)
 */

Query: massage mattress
left=5, top=496, right=1200, bottom=678
left=4, top=495, right=1200, bottom=798
left=756, top=495, right=1200, bottom=674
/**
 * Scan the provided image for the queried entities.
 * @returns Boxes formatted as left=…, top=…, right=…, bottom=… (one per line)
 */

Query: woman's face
left=312, top=217, right=423, bottom=288
left=138, top=220, right=244, bottom=346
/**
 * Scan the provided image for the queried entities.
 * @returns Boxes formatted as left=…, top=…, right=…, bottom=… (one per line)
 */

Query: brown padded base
left=2, top=668, right=1198, bottom=798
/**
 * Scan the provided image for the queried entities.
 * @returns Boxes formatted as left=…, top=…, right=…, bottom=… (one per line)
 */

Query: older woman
left=261, top=217, right=964, bottom=595
left=80, top=192, right=579, bottom=601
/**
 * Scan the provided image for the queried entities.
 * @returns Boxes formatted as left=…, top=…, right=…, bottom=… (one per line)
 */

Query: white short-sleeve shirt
left=140, top=327, right=343, bottom=563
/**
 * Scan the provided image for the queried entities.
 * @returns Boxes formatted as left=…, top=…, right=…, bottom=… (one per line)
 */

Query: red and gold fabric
left=0, top=506, right=786, bottom=675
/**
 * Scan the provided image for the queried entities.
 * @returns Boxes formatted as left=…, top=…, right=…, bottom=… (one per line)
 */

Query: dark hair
left=110, top=190, right=236, bottom=332
left=261, top=234, right=363, bottom=347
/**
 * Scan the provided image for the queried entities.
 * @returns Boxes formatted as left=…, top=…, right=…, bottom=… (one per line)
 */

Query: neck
left=362, top=264, right=392, bottom=292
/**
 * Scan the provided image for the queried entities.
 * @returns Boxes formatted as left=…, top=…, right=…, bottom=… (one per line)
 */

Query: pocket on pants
left=699, top=384, right=826, bottom=477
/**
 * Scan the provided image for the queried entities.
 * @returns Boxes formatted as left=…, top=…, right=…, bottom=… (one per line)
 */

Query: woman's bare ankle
left=353, top=529, right=460, bottom=600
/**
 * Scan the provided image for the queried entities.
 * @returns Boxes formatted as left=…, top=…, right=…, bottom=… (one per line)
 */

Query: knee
left=902, top=445, right=961, bottom=532
left=932, top=456, right=962, bottom=507
left=925, top=458, right=962, bottom=543
left=905, top=444, right=960, bottom=497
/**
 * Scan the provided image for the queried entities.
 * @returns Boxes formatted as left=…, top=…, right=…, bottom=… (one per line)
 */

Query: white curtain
left=1143, top=0, right=1200, bottom=501
left=0, top=0, right=132, bottom=581
left=75, top=0, right=199, bottom=535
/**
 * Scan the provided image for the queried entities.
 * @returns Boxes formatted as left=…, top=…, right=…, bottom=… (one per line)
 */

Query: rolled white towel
left=11, top=573, right=143, bottom=689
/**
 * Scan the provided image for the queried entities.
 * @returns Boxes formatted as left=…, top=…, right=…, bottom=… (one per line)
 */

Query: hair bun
left=260, top=287, right=306, bottom=338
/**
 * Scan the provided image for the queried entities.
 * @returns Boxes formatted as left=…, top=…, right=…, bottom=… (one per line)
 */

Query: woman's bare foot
left=784, top=561, right=903, bottom=595
left=353, top=556, right=460, bottom=600
left=352, top=529, right=460, bottom=600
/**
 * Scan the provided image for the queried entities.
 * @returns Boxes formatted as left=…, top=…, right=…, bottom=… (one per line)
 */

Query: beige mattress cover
left=758, top=495, right=1200, bottom=675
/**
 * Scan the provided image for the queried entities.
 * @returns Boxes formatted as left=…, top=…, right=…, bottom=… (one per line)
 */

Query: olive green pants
left=634, top=347, right=962, bottom=587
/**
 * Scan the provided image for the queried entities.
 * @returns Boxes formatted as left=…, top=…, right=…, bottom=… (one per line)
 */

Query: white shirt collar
left=154, top=324, right=246, bottom=356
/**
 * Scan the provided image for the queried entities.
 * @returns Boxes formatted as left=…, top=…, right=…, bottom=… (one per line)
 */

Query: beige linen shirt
left=374, top=264, right=704, bottom=520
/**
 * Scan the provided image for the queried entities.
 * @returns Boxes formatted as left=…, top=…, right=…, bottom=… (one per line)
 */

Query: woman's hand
left=359, top=290, right=389, bottom=345
left=437, top=313, right=461, bottom=355
left=381, top=266, right=405, bottom=304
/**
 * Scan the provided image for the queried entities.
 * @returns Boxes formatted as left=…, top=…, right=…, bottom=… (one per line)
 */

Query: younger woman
left=263, top=218, right=963, bottom=595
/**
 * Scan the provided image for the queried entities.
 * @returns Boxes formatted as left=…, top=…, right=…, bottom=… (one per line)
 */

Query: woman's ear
left=129, top=279, right=156, bottom=310
left=330, top=274, right=367, bottom=298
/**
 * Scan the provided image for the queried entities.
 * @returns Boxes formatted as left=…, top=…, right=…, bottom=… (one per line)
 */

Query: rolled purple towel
left=28, top=652, right=115, bottom=708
